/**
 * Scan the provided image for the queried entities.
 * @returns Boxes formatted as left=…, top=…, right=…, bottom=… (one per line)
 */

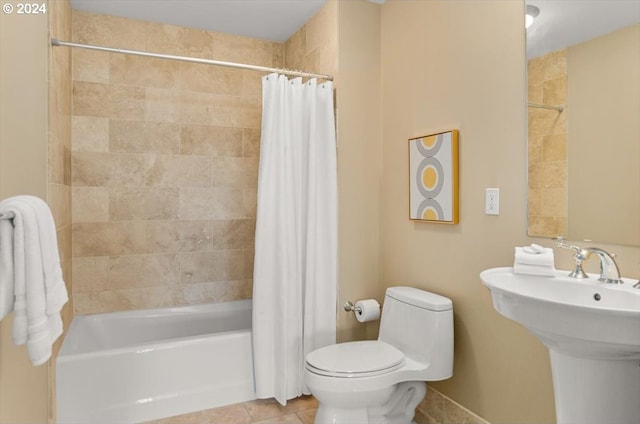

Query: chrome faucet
left=556, top=238, right=624, bottom=284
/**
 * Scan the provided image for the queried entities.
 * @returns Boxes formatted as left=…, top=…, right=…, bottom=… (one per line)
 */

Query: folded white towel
left=0, top=218, right=14, bottom=319
left=0, top=195, right=68, bottom=366
left=514, top=246, right=555, bottom=267
left=513, top=263, right=556, bottom=277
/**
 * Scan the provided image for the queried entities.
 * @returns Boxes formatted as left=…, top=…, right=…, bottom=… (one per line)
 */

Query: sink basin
left=481, top=267, right=640, bottom=424
left=480, top=267, right=640, bottom=359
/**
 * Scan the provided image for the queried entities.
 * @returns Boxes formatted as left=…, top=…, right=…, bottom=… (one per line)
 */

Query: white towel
left=513, top=263, right=556, bottom=277
left=0, top=195, right=68, bottom=366
left=0, top=218, right=14, bottom=319
left=514, top=246, right=555, bottom=267
left=25, top=196, right=68, bottom=316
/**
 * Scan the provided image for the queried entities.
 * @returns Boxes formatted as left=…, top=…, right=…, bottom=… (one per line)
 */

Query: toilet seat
left=305, top=340, right=405, bottom=378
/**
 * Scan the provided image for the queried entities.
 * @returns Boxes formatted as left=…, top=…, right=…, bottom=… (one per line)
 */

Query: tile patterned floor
left=146, top=395, right=318, bottom=424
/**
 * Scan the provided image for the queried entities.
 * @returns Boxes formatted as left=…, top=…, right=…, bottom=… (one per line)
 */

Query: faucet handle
left=556, top=236, right=580, bottom=253
left=555, top=237, right=589, bottom=279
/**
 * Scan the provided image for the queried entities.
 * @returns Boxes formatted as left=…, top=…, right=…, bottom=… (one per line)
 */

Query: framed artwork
left=408, top=130, right=459, bottom=223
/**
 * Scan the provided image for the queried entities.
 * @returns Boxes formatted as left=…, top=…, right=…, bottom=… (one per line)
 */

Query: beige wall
left=0, top=2, right=49, bottom=422
left=380, top=1, right=556, bottom=423
left=285, top=0, right=337, bottom=80
left=70, top=11, right=282, bottom=314
left=567, top=23, right=640, bottom=246
left=527, top=50, right=568, bottom=239
left=335, top=0, right=383, bottom=342
left=0, top=0, right=72, bottom=421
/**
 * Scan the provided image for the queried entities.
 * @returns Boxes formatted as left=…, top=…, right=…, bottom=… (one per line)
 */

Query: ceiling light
left=526, top=4, right=540, bottom=29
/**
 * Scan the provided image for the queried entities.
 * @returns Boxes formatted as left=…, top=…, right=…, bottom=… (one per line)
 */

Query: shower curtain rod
left=51, top=38, right=334, bottom=81
left=528, top=102, right=564, bottom=112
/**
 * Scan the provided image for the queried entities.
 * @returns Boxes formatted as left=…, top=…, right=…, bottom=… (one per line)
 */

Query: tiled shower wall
left=71, top=11, right=283, bottom=314
left=527, top=49, right=568, bottom=238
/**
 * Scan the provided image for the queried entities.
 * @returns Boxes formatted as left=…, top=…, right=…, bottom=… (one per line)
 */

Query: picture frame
left=408, top=130, right=459, bottom=223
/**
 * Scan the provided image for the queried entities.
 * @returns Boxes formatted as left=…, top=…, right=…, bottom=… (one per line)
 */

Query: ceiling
left=526, top=0, right=640, bottom=58
left=69, top=1, right=639, bottom=55
left=69, top=0, right=328, bottom=42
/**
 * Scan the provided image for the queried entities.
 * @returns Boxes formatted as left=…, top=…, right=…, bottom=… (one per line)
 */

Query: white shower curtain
left=252, top=74, right=337, bottom=405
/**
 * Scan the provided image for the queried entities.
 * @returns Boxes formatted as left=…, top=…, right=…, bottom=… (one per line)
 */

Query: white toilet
left=304, top=286, right=454, bottom=424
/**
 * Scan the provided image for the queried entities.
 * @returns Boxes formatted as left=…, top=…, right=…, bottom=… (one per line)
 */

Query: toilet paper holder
left=343, top=301, right=361, bottom=313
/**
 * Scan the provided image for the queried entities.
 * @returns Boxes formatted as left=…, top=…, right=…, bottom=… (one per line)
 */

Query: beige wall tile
left=210, top=32, right=275, bottom=65
left=145, top=220, right=213, bottom=253
left=542, top=49, right=567, bottom=81
left=110, top=54, right=179, bottom=89
left=146, top=122, right=181, bottom=154
left=543, top=77, right=567, bottom=106
left=72, top=186, right=109, bottom=222
left=180, top=280, right=251, bottom=304
left=205, top=93, right=262, bottom=129
left=541, top=188, right=568, bottom=218
left=72, top=48, right=109, bottom=83
left=527, top=135, right=543, bottom=164
left=178, top=187, right=244, bottom=220
left=241, top=69, right=263, bottom=98
left=178, top=250, right=245, bottom=284
left=172, top=90, right=215, bottom=125
left=542, top=133, right=567, bottom=161
left=71, top=11, right=267, bottom=314
left=73, top=81, right=109, bottom=117
left=242, top=188, right=258, bottom=219
left=72, top=256, right=109, bottom=293
left=180, top=124, right=243, bottom=157
left=72, top=152, right=147, bottom=187
left=529, top=161, right=567, bottom=189
left=145, top=23, right=214, bottom=58
left=72, top=221, right=145, bottom=257
left=242, top=128, right=260, bottom=158
left=109, top=119, right=146, bottom=152
left=109, top=254, right=179, bottom=289
left=72, top=116, right=109, bottom=152
left=73, top=290, right=118, bottom=314
left=528, top=215, right=565, bottom=238
left=528, top=189, right=543, bottom=216
left=178, top=62, right=243, bottom=95
left=244, top=248, right=254, bottom=280
left=145, top=155, right=212, bottom=187
left=305, top=0, right=337, bottom=56
left=285, top=27, right=306, bottom=68
left=114, top=119, right=180, bottom=154
left=72, top=11, right=147, bottom=50
left=145, top=87, right=177, bottom=123
left=109, top=187, right=179, bottom=220
left=211, top=219, right=255, bottom=250
left=108, top=85, right=145, bottom=120
left=212, top=157, right=258, bottom=188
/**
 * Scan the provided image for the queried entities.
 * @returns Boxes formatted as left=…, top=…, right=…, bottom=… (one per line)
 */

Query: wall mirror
left=526, top=0, right=640, bottom=246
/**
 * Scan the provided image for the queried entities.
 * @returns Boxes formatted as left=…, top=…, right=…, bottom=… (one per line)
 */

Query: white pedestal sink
left=480, top=267, right=640, bottom=424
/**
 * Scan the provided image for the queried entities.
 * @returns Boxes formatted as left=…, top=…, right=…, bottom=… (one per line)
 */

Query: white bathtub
left=56, top=300, right=256, bottom=424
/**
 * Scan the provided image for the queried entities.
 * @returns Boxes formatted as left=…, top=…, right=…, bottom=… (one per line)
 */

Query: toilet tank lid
left=385, top=286, right=452, bottom=311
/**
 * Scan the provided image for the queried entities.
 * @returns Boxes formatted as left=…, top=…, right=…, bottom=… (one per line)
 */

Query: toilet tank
left=378, top=286, right=453, bottom=380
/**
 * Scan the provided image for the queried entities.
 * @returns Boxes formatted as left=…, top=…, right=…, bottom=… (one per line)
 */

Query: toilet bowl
left=304, top=286, right=453, bottom=424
